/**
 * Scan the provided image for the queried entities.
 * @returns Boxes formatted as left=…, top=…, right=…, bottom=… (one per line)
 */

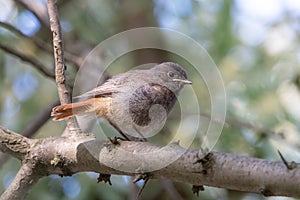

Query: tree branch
left=0, top=42, right=75, bottom=89
left=0, top=126, right=299, bottom=198
left=46, top=0, right=81, bottom=135
left=1, top=1, right=298, bottom=199
left=0, top=22, right=82, bottom=69
left=0, top=100, right=59, bottom=169
left=46, top=0, right=69, bottom=105
left=13, top=0, right=49, bottom=30
left=0, top=43, right=55, bottom=79
left=0, top=127, right=32, bottom=160
left=0, top=161, right=43, bottom=200
left=21, top=100, right=60, bottom=138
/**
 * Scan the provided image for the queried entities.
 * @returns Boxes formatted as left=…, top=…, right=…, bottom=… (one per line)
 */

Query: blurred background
left=0, top=0, right=300, bottom=199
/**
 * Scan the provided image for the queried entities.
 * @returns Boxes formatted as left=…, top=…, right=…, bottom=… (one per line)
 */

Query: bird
left=51, top=62, right=192, bottom=140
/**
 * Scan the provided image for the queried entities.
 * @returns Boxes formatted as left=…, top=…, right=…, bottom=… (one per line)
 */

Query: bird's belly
left=128, top=84, right=176, bottom=126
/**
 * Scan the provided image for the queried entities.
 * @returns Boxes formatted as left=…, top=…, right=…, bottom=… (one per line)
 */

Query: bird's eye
left=167, top=71, right=175, bottom=78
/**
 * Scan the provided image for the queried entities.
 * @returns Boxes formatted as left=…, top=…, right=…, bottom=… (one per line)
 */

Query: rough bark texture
left=1, top=127, right=300, bottom=199
left=46, top=0, right=80, bottom=135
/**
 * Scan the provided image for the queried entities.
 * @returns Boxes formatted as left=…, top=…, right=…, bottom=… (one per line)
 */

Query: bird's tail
left=51, top=98, right=104, bottom=121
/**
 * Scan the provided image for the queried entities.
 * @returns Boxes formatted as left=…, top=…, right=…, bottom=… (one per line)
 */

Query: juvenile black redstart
left=51, top=62, right=192, bottom=140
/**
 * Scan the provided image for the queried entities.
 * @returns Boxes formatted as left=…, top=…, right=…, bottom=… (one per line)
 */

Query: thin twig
left=0, top=21, right=25, bottom=38
left=46, top=0, right=81, bottom=135
left=278, top=150, right=298, bottom=170
left=0, top=21, right=82, bottom=69
left=0, top=43, right=55, bottom=78
left=46, top=0, right=69, bottom=105
left=136, top=178, right=149, bottom=200
left=21, top=100, right=60, bottom=137
left=13, top=0, right=49, bottom=30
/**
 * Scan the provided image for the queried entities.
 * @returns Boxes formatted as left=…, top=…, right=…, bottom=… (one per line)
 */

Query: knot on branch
left=97, top=173, right=112, bottom=185
left=0, top=127, right=31, bottom=158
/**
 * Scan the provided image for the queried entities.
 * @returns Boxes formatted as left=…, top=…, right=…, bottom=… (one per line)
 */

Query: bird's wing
left=74, top=70, right=139, bottom=99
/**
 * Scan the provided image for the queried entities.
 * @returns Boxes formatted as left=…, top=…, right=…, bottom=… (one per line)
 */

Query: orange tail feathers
left=51, top=98, right=104, bottom=121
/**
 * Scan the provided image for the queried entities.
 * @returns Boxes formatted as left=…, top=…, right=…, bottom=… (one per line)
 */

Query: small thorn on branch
left=133, top=173, right=151, bottom=200
left=97, top=173, right=112, bottom=185
left=194, top=150, right=214, bottom=174
left=192, top=185, right=204, bottom=196
left=260, top=187, right=274, bottom=197
left=278, top=150, right=298, bottom=170
left=108, top=136, right=121, bottom=145
left=132, top=173, right=149, bottom=183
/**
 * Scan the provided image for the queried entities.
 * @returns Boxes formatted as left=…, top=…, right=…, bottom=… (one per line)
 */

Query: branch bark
left=0, top=163, right=43, bottom=200
left=0, top=100, right=59, bottom=169
left=46, top=0, right=69, bottom=105
left=0, top=127, right=32, bottom=160
left=1, top=127, right=300, bottom=199
left=46, top=0, right=81, bottom=135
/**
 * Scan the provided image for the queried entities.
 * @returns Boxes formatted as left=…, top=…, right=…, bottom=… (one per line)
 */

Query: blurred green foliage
left=0, top=0, right=300, bottom=199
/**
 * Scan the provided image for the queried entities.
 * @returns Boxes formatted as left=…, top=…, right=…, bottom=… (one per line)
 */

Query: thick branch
left=78, top=141, right=300, bottom=197
left=0, top=125, right=300, bottom=198
left=46, top=0, right=80, bottom=135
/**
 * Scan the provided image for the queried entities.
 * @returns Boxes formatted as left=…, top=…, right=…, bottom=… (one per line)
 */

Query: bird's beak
left=172, top=78, right=192, bottom=84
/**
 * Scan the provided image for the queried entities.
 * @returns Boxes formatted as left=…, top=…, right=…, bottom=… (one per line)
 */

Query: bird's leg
left=106, top=119, right=131, bottom=141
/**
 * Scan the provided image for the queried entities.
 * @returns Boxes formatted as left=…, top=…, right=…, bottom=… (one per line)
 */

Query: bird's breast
left=128, top=83, right=177, bottom=126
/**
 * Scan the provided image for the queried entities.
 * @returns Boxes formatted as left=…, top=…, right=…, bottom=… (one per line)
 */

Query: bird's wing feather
left=74, top=70, right=141, bottom=99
